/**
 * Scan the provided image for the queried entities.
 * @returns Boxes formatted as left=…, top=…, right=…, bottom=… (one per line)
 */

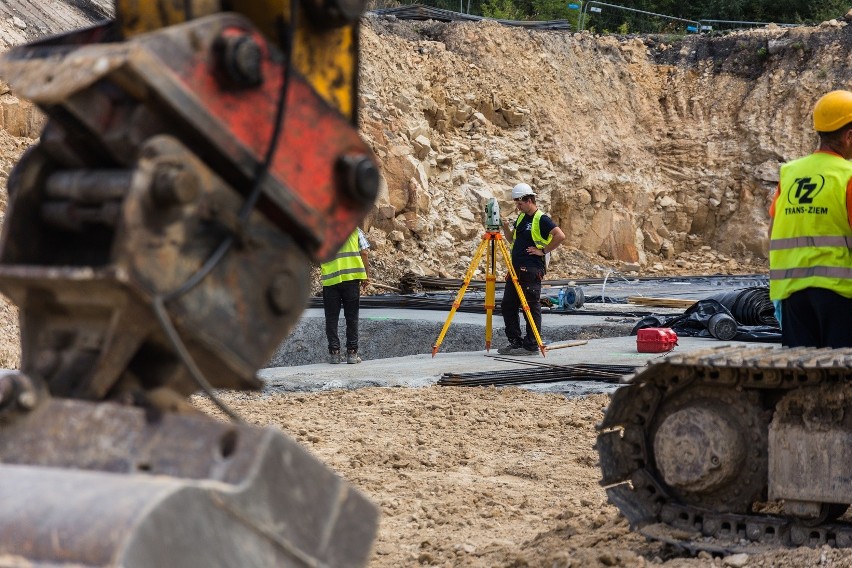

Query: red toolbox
left=636, top=328, right=678, bottom=353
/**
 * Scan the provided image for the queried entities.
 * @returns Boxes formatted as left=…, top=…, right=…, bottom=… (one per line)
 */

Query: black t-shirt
left=511, top=212, right=556, bottom=271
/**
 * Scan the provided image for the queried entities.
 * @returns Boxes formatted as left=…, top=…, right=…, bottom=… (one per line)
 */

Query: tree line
left=419, top=0, right=850, bottom=27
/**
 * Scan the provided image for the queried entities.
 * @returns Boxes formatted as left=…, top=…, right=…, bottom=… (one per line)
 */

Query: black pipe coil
left=707, top=286, right=778, bottom=326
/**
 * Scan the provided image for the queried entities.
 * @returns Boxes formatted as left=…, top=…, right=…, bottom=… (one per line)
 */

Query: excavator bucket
left=0, top=393, right=377, bottom=567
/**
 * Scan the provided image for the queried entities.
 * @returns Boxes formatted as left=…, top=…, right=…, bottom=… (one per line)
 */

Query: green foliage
left=469, top=0, right=850, bottom=25
left=481, top=0, right=583, bottom=24
left=810, top=0, right=851, bottom=22
left=481, top=0, right=526, bottom=20
left=531, top=0, right=576, bottom=22
left=757, top=46, right=768, bottom=59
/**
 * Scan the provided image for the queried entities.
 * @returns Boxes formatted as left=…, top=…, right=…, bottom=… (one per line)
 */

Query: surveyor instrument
left=432, top=198, right=545, bottom=357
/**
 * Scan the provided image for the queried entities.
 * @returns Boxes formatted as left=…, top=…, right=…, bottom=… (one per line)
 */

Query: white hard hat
left=511, top=183, right=535, bottom=200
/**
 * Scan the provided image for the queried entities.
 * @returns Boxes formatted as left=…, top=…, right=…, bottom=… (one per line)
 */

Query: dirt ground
left=196, top=387, right=852, bottom=568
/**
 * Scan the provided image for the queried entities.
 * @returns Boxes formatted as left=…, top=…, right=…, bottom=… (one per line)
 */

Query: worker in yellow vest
left=320, top=228, right=370, bottom=363
left=769, top=90, right=852, bottom=347
left=498, top=182, right=565, bottom=355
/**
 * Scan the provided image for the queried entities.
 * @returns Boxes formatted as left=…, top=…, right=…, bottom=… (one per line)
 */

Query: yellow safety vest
left=769, top=152, right=852, bottom=300
left=321, top=230, right=367, bottom=287
left=513, top=210, right=553, bottom=250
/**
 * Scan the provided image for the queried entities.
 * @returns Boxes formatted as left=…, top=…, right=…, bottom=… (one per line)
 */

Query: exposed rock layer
left=358, top=16, right=851, bottom=280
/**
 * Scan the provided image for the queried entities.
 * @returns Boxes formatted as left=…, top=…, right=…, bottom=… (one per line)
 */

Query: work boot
left=346, top=349, right=362, bottom=364
left=328, top=349, right=341, bottom=364
left=497, top=342, right=524, bottom=355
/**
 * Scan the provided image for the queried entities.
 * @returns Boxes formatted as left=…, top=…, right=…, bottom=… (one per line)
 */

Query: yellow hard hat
left=813, top=90, right=852, bottom=132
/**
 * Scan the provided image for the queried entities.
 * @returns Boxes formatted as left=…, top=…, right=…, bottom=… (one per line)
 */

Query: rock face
left=358, top=17, right=852, bottom=279
left=0, top=9, right=850, bottom=284
left=0, top=0, right=112, bottom=49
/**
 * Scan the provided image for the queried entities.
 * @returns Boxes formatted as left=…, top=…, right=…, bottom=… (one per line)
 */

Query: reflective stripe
left=769, top=152, right=852, bottom=300
left=320, top=229, right=367, bottom=286
left=332, top=251, right=362, bottom=259
left=513, top=210, right=553, bottom=250
left=770, top=236, right=852, bottom=250
left=321, top=266, right=367, bottom=283
left=770, top=266, right=852, bottom=280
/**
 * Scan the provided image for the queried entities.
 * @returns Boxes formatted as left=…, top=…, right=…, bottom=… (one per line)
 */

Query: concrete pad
left=268, top=305, right=682, bottom=367
left=260, top=334, right=771, bottom=397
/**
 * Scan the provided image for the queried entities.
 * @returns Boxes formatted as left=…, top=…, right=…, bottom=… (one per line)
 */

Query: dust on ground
left=196, top=387, right=852, bottom=568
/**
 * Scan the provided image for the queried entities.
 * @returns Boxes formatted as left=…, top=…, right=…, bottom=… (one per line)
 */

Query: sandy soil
left=196, top=387, right=852, bottom=568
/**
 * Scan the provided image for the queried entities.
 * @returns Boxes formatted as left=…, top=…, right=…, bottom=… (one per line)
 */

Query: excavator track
left=597, top=344, right=852, bottom=554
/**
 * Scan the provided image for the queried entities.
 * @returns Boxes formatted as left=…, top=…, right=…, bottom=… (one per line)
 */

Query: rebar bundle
left=438, top=361, right=637, bottom=387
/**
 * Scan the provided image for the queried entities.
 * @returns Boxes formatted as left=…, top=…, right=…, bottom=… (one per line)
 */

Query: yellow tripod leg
left=432, top=237, right=489, bottom=356
left=484, top=236, right=496, bottom=351
left=497, top=238, right=546, bottom=357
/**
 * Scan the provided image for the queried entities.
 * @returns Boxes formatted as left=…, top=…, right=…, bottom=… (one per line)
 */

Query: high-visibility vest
left=513, top=210, right=553, bottom=250
left=321, top=230, right=367, bottom=287
left=769, top=152, right=852, bottom=300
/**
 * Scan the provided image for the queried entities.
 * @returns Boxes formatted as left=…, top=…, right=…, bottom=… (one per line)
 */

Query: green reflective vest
left=769, top=151, right=852, bottom=300
left=513, top=209, right=553, bottom=250
left=321, top=230, right=367, bottom=287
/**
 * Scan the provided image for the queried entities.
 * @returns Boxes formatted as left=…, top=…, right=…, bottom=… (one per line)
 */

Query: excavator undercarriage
left=598, top=344, right=852, bottom=554
left=0, top=1, right=379, bottom=566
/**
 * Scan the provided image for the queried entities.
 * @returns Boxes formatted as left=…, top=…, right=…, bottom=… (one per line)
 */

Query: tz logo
left=786, top=175, right=825, bottom=205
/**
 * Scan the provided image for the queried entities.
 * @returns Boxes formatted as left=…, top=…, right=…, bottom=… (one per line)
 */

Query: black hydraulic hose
left=708, top=286, right=778, bottom=326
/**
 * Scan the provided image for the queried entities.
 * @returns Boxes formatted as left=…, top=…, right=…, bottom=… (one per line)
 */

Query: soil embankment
left=357, top=15, right=850, bottom=285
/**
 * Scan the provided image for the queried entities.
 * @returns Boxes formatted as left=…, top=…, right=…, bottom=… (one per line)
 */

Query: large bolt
left=151, top=165, right=200, bottom=207
left=337, top=154, right=379, bottom=206
left=0, top=373, right=40, bottom=413
left=219, top=34, right=263, bottom=87
left=17, top=390, right=37, bottom=411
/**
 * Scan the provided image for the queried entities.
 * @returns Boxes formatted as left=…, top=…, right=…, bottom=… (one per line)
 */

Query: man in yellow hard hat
left=769, top=90, right=852, bottom=347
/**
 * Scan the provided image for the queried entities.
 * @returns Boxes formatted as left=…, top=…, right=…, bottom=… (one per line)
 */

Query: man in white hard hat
left=498, top=183, right=566, bottom=355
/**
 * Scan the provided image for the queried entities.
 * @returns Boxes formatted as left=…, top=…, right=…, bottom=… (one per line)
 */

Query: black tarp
left=631, top=287, right=781, bottom=342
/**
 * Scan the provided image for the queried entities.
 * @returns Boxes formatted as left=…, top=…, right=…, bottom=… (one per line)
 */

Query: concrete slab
left=268, top=304, right=684, bottom=367
left=260, top=334, right=775, bottom=397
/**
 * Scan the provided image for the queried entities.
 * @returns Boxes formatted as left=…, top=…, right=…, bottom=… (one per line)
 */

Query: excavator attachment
left=0, top=2, right=379, bottom=566
left=0, top=390, right=376, bottom=567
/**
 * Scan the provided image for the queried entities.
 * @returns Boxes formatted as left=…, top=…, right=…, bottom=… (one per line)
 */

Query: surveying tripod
left=431, top=230, right=546, bottom=357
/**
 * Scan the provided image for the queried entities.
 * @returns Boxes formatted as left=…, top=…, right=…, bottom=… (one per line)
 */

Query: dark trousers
left=323, top=280, right=361, bottom=352
left=501, top=266, right=543, bottom=349
left=781, top=287, right=852, bottom=348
